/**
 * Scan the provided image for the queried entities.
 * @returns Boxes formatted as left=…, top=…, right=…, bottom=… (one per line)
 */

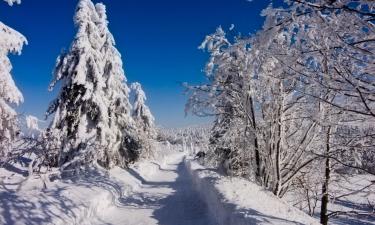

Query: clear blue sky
left=0, top=0, right=281, bottom=128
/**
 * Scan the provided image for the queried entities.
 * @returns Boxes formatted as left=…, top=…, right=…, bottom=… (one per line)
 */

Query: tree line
left=185, top=1, right=374, bottom=224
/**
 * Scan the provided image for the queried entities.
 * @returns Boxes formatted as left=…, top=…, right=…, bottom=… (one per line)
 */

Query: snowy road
left=96, top=154, right=215, bottom=225
left=0, top=151, right=321, bottom=225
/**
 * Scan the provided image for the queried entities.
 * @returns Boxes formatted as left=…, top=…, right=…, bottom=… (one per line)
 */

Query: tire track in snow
left=95, top=153, right=215, bottom=225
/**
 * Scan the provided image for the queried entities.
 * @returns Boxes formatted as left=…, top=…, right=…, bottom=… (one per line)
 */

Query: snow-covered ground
left=0, top=145, right=371, bottom=225
left=186, top=158, right=320, bottom=225
left=0, top=145, right=214, bottom=225
left=0, top=159, right=115, bottom=225
left=99, top=152, right=213, bottom=225
left=328, top=175, right=375, bottom=225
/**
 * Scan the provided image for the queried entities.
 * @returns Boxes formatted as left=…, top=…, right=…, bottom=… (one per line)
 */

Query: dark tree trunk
left=320, top=126, right=331, bottom=225
left=249, top=95, right=261, bottom=182
left=273, top=104, right=282, bottom=196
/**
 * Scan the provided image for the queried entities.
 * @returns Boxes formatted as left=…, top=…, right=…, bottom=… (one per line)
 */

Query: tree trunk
left=320, top=126, right=331, bottom=225
left=273, top=106, right=282, bottom=197
left=249, top=95, right=261, bottom=182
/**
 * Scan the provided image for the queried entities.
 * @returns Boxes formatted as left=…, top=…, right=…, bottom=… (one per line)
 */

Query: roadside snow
left=99, top=152, right=214, bottom=225
left=320, top=175, right=375, bottom=225
left=185, top=158, right=320, bottom=225
left=0, top=145, right=214, bottom=225
left=0, top=164, right=115, bottom=225
left=1, top=147, right=325, bottom=225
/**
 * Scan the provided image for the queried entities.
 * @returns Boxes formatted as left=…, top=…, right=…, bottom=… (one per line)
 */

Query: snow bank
left=0, top=141, right=180, bottom=225
left=0, top=162, right=133, bottom=225
left=185, top=158, right=320, bottom=225
left=0, top=172, right=112, bottom=225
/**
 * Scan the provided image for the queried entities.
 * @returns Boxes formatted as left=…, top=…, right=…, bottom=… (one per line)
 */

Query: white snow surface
left=185, top=158, right=320, bottom=225
left=1, top=146, right=322, bottom=225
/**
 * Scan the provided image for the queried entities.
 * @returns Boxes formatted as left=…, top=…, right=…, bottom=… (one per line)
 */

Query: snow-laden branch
left=3, top=0, right=20, bottom=6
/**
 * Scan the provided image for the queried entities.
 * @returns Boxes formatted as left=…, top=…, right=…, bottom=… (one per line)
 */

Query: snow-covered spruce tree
left=131, top=82, right=156, bottom=138
left=46, top=0, right=107, bottom=169
left=47, top=0, right=140, bottom=170
left=130, top=82, right=156, bottom=158
left=95, top=3, right=141, bottom=167
left=0, top=0, right=27, bottom=164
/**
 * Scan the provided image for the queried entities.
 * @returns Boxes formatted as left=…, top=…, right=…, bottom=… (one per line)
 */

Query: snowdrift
left=0, top=165, right=116, bottom=225
left=185, top=158, right=320, bottom=225
left=1, top=146, right=320, bottom=225
left=0, top=142, right=178, bottom=225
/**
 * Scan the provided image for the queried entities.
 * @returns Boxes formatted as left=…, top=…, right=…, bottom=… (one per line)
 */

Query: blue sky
left=0, top=0, right=281, bottom=128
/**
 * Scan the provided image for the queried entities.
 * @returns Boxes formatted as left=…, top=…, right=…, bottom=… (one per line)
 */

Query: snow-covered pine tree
left=46, top=0, right=111, bottom=169
left=131, top=82, right=156, bottom=138
left=95, top=3, right=141, bottom=167
left=0, top=0, right=27, bottom=163
left=129, top=82, right=156, bottom=159
left=47, top=0, right=143, bottom=169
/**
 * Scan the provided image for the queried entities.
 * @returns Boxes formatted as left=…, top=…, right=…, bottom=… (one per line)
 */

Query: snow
left=99, top=152, right=213, bottom=225
left=2, top=0, right=20, bottom=6
left=0, top=143, right=331, bottom=225
left=0, top=0, right=372, bottom=224
left=0, top=9, right=27, bottom=162
left=0, top=21, right=26, bottom=110
left=284, top=174, right=375, bottom=225
left=185, top=158, right=320, bottom=225
left=0, top=163, right=112, bottom=225
left=328, top=175, right=375, bottom=225
left=47, top=0, right=140, bottom=169
left=131, top=82, right=156, bottom=138
left=0, top=144, right=211, bottom=225
left=25, top=115, right=40, bottom=131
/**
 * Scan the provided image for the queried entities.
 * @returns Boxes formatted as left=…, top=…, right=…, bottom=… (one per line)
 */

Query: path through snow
left=97, top=153, right=214, bottom=225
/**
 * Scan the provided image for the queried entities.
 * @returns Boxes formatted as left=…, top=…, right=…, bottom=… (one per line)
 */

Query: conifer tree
left=0, top=0, right=27, bottom=163
left=131, top=82, right=156, bottom=139
left=47, top=0, right=142, bottom=169
left=96, top=3, right=140, bottom=167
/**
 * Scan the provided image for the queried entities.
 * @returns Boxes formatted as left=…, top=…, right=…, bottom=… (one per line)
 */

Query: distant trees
left=186, top=0, right=374, bottom=224
left=157, top=125, right=210, bottom=155
left=0, top=0, right=27, bottom=164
